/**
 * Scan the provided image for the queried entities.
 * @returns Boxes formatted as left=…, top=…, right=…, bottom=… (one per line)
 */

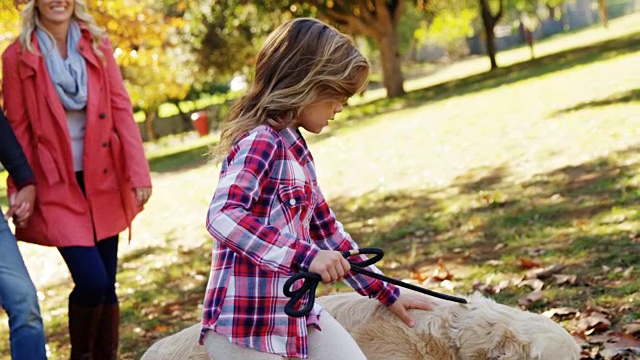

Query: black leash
left=284, top=247, right=467, bottom=317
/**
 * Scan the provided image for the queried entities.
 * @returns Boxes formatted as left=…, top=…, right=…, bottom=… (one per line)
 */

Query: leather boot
left=93, top=303, right=120, bottom=360
left=69, top=302, right=102, bottom=360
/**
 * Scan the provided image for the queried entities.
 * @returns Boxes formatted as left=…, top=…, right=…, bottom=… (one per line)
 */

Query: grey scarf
left=36, top=20, right=87, bottom=110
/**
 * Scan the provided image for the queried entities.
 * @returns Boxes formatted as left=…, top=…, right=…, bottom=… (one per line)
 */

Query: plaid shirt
left=200, top=125, right=399, bottom=358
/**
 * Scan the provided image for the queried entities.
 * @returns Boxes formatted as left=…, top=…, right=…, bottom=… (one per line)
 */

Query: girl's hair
left=213, top=17, right=370, bottom=161
left=18, top=0, right=106, bottom=62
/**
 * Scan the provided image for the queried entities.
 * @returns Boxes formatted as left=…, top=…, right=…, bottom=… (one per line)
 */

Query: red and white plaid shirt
left=200, top=125, right=399, bottom=358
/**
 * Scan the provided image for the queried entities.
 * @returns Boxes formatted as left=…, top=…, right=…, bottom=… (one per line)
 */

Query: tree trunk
left=479, top=0, right=503, bottom=71
left=144, top=110, right=157, bottom=142
left=376, top=31, right=405, bottom=98
left=171, top=100, right=193, bottom=132
left=484, top=25, right=498, bottom=70
left=598, top=0, right=609, bottom=28
left=525, top=28, right=535, bottom=60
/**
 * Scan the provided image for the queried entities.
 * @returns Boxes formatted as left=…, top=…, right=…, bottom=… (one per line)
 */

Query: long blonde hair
left=18, top=0, right=105, bottom=61
left=213, top=17, right=370, bottom=161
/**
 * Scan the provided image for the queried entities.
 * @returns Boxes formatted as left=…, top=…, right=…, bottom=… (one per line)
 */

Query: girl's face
left=35, top=0, right=74, bottom=29
left=297, top=98, right=346, bottom=134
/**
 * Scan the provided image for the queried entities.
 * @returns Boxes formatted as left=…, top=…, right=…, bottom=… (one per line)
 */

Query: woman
left=2, top=1, right=152, bottom=358
left=200, top=18, right=435, bottom=359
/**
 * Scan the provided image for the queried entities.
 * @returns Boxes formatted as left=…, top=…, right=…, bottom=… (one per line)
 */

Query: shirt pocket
left=278, top=184, right=305, bottom=208
left=277, top=184, right=306, bottom=233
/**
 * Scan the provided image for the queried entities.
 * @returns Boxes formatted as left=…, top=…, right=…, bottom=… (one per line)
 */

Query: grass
left=1, top=13, right=640, bottom=359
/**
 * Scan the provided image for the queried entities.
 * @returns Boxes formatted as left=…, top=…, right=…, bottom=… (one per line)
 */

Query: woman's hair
left=213, top=17, right=370, bottom=161
left=18, top=0, right=106, bottom=61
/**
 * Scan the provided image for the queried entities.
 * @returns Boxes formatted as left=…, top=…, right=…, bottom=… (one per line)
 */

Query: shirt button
left=289, top=199, right=296, bottom=206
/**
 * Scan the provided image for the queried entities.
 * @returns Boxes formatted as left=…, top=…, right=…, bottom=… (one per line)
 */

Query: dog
left=317, top=291, right=581, bottom=360
left=140, top=291, right=581, bottom=359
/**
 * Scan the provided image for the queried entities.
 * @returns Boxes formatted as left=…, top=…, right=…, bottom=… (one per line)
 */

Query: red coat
left=2, top=26, right=152, bottom=247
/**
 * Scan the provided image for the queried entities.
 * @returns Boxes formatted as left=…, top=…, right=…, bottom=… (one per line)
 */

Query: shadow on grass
left=327, top=144, right=640, bottom=306
left=148, top=142, right=216, bottom=174
left=551, top=88, right=640, bottom=116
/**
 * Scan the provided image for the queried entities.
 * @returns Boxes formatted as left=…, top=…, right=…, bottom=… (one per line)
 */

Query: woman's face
left=35, top=0, right=74, bottom=29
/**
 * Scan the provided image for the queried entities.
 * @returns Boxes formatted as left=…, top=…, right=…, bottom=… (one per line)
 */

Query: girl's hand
left=6, top=185, right=36, bottom=228
left=132, top=187, right=152, bottom=207
left=308, top=250, right=351, bottom=284
left=387, top=291, right=437, bottom=328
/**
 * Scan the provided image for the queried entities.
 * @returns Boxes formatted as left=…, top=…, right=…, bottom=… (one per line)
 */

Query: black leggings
left=58, top=236, right=119, bottom=307
left=57, top=171, right=119, bottom=307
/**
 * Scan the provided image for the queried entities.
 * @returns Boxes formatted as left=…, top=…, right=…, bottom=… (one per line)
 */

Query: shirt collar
left=279, top=127, right=312, bottom=164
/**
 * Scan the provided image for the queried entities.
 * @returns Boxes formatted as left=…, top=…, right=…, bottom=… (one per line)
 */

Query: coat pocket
left=35, top=143, right=61, bottom=185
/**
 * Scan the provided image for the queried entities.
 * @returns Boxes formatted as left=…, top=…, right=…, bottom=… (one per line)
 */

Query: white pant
left=203, top=312, right=367, bottom=360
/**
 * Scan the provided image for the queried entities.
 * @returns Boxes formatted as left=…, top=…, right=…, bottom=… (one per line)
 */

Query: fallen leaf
left=486, top=259, right=504, bottom=266
left=517, top=278, right=545, bottom=291
left=623, top=324, right=640, bottom=337
left=577, top=312, right=611, bottom=334
left=553, top=274, right=578, bottom=285
left=542, top=307, right=579, bottom=319
left=409, top=271, right=429, bottom=282
left=518, top=290, right=544, bottom=306
left=494, top=279, right=511, bottom=293
left=526, top=263, right=565, bottom=279
left=519, top=258, right=543, bottom=269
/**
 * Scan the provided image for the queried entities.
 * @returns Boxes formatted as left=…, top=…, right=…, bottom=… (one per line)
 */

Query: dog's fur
left=141, top=291, right=581, bottom=360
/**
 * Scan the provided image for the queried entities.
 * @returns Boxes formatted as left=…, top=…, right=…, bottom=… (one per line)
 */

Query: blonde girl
left=200, top=17, right=434, bottom=360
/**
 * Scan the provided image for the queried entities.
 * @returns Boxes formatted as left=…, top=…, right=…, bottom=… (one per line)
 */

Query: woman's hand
left=132, top=187, right=152, bottom=207
left=387, top=291, right=437, bottom=328
left=6, top=184, right=36, bottom=228
left=308, top=250, right=351, bottom=284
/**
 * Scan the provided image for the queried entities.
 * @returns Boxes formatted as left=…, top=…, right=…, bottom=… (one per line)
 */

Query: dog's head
left=449, top=293, right=581, bottom=360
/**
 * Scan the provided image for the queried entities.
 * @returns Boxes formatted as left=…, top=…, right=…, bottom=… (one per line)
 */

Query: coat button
left=99, top=113, right=106, bottom=119
left=103, top=168, right=108, bottom=174
left=102, top=141, right=108, bottom=147
left=289, top=198, right=296, bottom=206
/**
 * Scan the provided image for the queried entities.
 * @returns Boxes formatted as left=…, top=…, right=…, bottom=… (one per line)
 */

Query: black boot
left=93, top=303, right=119, bottom=360
left=69, top=302, right=102, bottom=360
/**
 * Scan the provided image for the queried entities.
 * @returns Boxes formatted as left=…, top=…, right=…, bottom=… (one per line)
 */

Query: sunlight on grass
left=353, top=12, right=640, bottom=104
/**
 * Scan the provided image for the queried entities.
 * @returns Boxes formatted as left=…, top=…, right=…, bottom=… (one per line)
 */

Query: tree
left=598, top=0, right=608, bottom=28
left=512, top=0, right=565, bottom=61
left=191, top=1, right=439, bottom=98
left=478, top=0, right=504, bottom=70
left=0, top=3, right=22, bottom=101
left=184, top=0, right=287, bottom=85
left=92, top=0, right=193, bottom=140
left=288, top=0, right=418, bottom=98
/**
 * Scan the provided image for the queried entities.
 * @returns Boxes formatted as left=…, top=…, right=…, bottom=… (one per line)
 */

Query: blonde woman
left=2, top=1, right=152, bottom=359
left=200, top=18, right=435, bottom=359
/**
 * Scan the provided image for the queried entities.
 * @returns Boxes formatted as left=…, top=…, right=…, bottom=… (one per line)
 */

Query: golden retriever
left=140, top=291, right=581, bottom=360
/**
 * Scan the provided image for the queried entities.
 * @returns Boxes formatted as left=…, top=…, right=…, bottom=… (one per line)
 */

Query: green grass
left=1, top=13, right=639, bottom=360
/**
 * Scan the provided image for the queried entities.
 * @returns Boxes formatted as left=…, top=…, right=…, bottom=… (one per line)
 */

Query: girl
left=2, top=1, right=152, bottom=358
left=200, top=18, right=435, bottom=360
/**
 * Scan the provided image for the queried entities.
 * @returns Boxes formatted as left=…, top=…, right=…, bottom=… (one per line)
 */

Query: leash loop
left=284, top=247, right=467, bottom=317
